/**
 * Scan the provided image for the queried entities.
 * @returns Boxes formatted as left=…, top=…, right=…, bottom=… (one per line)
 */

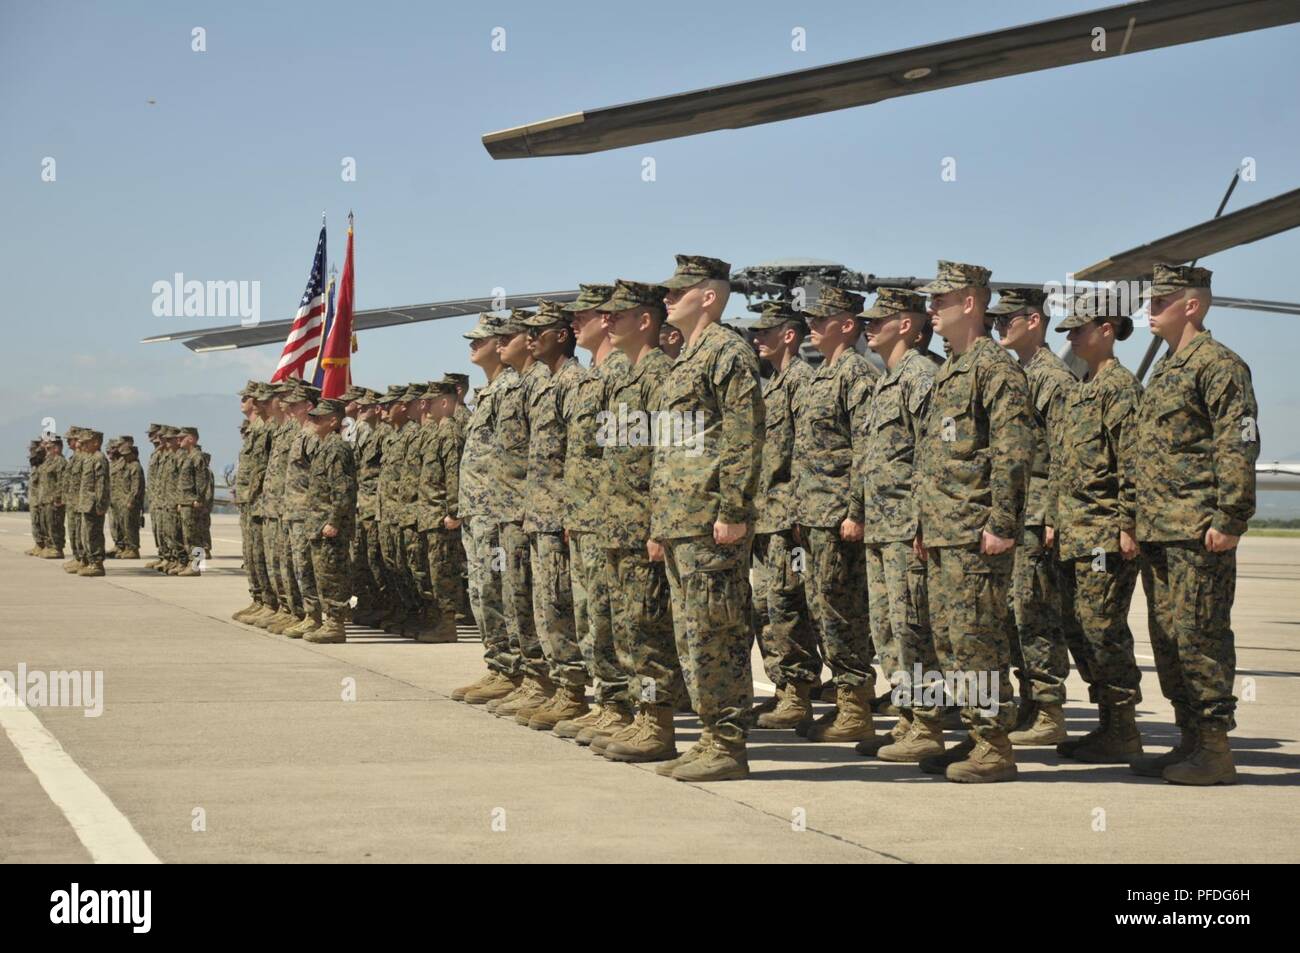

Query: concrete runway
left=1, top=512, right=1296, bottom=863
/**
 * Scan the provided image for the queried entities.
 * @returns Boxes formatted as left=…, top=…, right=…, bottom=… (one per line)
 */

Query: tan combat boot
left=946, top=732, right=1018, bottom=783
left=1074, top=705, right=1143, bottom=763
left=452, top=672, right=494, bottom=702
left=305, top=619, right=347, bottom=644
left=1162, top=725, right=1236, bottom=786
left=249, top=606, right=282, bottom=628
left=484, top=678, right=529, bottom=712
left=64, top=559, right=82, bottom=573
left=671, top=733, right=749, bottom=782
left=592, top=709, right=644, bottom=754
left=267, top=611, right=301, bottom=635
left=920, top=734, right=975, bottom=775
left=555, top=702, right=608, bottom=739
left=654, top=728, right=713, bottom=776
left=466, top=673, right=521, bottom=706
left=77, top=561, right=106, bottom=577
left=877, top=712, right=946, bottom=762
left=231, top=602, right=260, bottom=622
left=756, top=682, right=813, bottom=730
left=1057, top=704, right=1107, bottom=758
left=857, top=709, right=912, bottom=757
left=511, top=677, right=557, bottom=724
left=287, top=611, right=323, bottom=639
left=603, top=705, right=677, bottom=762
left=176, top=564, right=201, bottom=577
left=806, top=685, right=875, bottom=743
left=1008, top=702, right=1068, bottom=746
left=528, top=684, right=589, bottom=731
left=493, top=676, right=545, bottom=718
left=143, top=557, right=161, bottom=569
left=576, top=704, right=633, bottom=746
left=42, top=548, right=66, bottom=559
left=1131, top=711, right=1199, bottom=778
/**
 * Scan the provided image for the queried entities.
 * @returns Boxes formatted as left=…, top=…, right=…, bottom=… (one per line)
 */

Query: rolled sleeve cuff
left=1211, top=511, right=1249, bottom=537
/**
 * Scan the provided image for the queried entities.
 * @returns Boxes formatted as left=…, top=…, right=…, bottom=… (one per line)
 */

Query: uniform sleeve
left=714, top=349, right=765, bottom=525
left=984, top=363, right=1032, bottom=540
left=1040, top=375, right=1072, bottom=530
left=323, top=445, right=355, bottom=529
left=1205, top=359, right=1260, bottom=536
left=128, top=462, right=144, bottom=506
left=1106, top=384, right=1139, bottom=534
left=846, top=373, right=874, bottom=523
left=442, top=430, right=462, bottom=521
left=95, top=458, right=111, bottom=514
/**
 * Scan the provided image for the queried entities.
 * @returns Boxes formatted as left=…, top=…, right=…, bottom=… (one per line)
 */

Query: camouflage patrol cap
left=179, top=426, right=199, bottom=438
left=562, top=283, right=616, bottom=312
left=148, top=423, right=163, bottom=434
left=401, top=383, right=426, bottom=402
left=355, top=387, right=382, bottom=405
left=463, top=313, right=502, bottom=340
left=423, top=380, right=457, bottom=397
left=987, top=287, right=1049, bottom=316
left=598, top=279, right=670, bottom=313
left=28, top=438, right=42, bottom=449
left=1055, top=287, right=1132, bottom=332
left=750, top=300, right=806, bottom=330
left=802, top=285, right=866, bottom=319
left=498, top=309, right=532, bottom=334
left=859, top=287, right=928, bottom=320
left=83, top=430, right=104, bottom=444
left=308, top=397, right=347, bottom=417
left=660, top=254, right=731, bottom=290
left=916, top=260, right=993, bottom=295
left=1141, top=262, right=1212, bottom=299
left=106, top=437, right=121, bottom=451
left=339, top=384, right=366, bottom=403
left=376, top=385, right=404, bottom=406
left=442, top=372, right=470, bottom=388
left=116, top=435, right=135, bottom=446
left=522, top=300, right=571, bottom=328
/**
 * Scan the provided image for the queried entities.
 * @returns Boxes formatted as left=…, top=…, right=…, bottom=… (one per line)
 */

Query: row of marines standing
left=225, top=254, right=1258, bottom=786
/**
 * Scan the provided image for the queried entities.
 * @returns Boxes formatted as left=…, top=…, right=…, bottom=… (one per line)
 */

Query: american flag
left=271, top=224, right=327, bottom=381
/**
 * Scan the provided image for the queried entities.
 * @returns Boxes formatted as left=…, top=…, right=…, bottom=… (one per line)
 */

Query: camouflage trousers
left=463, top=517, right=511, bottom=675
left=109, top=504, right=139, bottom=550
left=245, top=514, right=273, bottom=605
left=865, top=540, right=937, bottom=713
left=499, top=522, right=544, bottom=679
left=261, top=516, right=285, bottom=607
left=663, top=535, right=754, bottom=744
left=30, top=503, right=45, bottom=548
left=412, top=526, right=460, bottom=623
left=310, top=531, right=352, bottom=621
left=751, top=530, right=820, bottom=687
left=803, top=526, right=875, bottom=691
left=1006, top=526, right=1069, bottom=705
left=286, top=520, right=319, bottom=615
left=149, top=503, right=161, bottom=555
left=1059, top=552, right=1140, bottom=707
left=157, top=507, right=183, bottom=562
left=925, top=544, right=1016, bottom=739
left=78, top=511, right=105, bottom=563
left=276, top=519, right=304, bottom=616
left=351, top=518, right=385, bottom=611
left=1140, top=541, right=1237, bottom=730
left=66, top=506, right=83, bottom=559
left=179, top=504, right=204, bottom=564
left=199, top=508, right=212, bottom=554
left=450, top=527, right=471, bottom=620
left=46, top=505, right=66, bottom=550
left=572, top=531, right=626, bottom=705
left=607, top=545, right=680, bottom=706
left=530, top=532, right=585, bottom=688
left=384, top=522, right=422, bottom=614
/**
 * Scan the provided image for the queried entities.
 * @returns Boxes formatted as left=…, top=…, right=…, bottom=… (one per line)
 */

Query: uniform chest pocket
left=935, top=378, right=978, bottom=459
left=870, top=390, right=903, bottom=434
left=661, top=362, right=710, bottom=414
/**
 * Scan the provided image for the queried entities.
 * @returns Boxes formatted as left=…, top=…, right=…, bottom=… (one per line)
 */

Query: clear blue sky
left=4, top=1, right=1299, bottom=508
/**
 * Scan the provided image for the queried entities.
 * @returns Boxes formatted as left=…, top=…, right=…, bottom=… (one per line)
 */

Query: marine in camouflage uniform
left=747, top=301, right=820, bottom=730
left=444, top=372, right=473, bottom=622
left=347, top=388, right=389, bottom=625
left=452, top=315, right=518, bottom=705
left=282, top=397, right=323, bottom=632
left=378, top=386, right=424, bottom=633
left=1053, top=292, right=1145, bottom=763
left=62, top=429, right=86, bottom=571
left=198, top=447, right=214, bottom=556
left=261, top=384, right=311, bottom=630
left=234, top=382, right=276, bottom=623
left=40, top=437, right=69, bottom=557
left=1125, top=264, right=1259, bottom=786
left=650, top=254, right=763, bottom=783
left=120, top=439, right=145, bottom=557
left=302, top=398, right=358, bottom=643
left=590, top=281, right=684, bottom=761
left=552, top=285, right=635, bottom=741
left=27, top=440, right=47, bottom=554
left=174, top=427, right=209, bottom=577
left=105, top=438, right=124, bottom=555
left=489, top=313, right=551, bottom=720
left=394, top=383, right=430, bottom=638
left=517, top=302, right=591, bottom=730
left=143, top=425, right=164, bottom=567
left=857, top=288, right=942, bottom=761
left=915, top=261, right=1033, bottom=783
left=988, top=287, right=1077, bottom=746
left=74, top=429, right=111, bottom=576
left=410, top=380, right=463, bottom=643
left=793, top=285, right=879, bottom=743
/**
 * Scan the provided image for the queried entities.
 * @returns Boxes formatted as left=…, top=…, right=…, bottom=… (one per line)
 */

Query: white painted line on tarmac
left=0, top=682, right=161, bottom=864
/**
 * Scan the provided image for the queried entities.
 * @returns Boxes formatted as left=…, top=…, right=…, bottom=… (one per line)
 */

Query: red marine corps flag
left=317, top=212, right=355, bottom=399
left=271, top=219, right=328, bottom=381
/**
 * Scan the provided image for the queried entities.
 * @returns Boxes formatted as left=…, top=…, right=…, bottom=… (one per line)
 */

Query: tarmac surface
left=1, top=512, right=1296, bottom=864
